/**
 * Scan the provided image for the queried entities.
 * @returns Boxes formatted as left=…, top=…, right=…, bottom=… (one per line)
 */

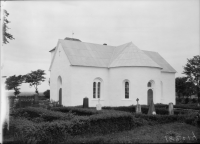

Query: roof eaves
left=49, top=39, right=64, bottom=71
left=49, top=47, right=56, bottom=52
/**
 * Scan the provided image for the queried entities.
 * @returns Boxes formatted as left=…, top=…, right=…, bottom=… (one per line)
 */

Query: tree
left=3, top=10, right=14, bottom=44
left=5, top=75, right=23, bottom=97
left=43, top=89, right=50, bottom=99
left=176, top=77, right=195, bottom=99
left=183, top=55, right=200, bottom=102
left=23, top=69, right=46, bottom=94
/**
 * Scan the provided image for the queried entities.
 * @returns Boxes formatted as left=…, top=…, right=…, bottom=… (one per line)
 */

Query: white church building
left=49, top=37, right=176, bottom=107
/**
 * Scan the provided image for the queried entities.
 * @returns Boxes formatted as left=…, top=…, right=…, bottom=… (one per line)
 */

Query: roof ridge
left=108, top=42, right=132, bottom=67
left=59, top=39, right=116, bottom=48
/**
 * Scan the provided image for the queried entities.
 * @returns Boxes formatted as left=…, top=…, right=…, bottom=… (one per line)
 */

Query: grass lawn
left=64, top=122, right=200, bottom=143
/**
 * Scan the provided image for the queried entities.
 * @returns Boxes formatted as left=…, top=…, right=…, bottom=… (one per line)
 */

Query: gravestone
left=96, top=98, right=102, bottom=110
left=148, top=99, right=156, bottom=115
left=136, top=98, right=141, bottom=113
left=83, top=97, right=89, bottom=108
left=34, top=94, right=39, bottom=103
left=168, top=102, right=174, bottom=115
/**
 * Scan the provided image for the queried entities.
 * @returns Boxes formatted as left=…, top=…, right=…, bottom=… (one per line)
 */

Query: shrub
left=8, top=110, right=139, bottom=144
left=174, top=104, right=200, bottom=110
left=103, top=105, right=189, bottom=115
left=185, top=98, right=189, bottom=104
left=134, top=113, right=185, bottom=125
left=154, top=103, right=168, bottom=109
left=43, top=89, right=50, bottom=99
left=103, top=106, right=136, bottom=113
left=12, top=107, right=75, bottom=122
left=192, top=98, right=197, bottom=103
left=51, top=107, right=103, bottom=116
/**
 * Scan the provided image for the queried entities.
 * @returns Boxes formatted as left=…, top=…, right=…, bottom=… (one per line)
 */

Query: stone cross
left=136, top=98, right=139, bottom=105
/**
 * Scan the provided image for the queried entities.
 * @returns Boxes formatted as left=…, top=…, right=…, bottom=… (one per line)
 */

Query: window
left=148, top=82, right=151, bottom=87
left=93, top=82, right=96, bottom=98
left=98, top=82, right=100, bottom=98
left=125, top=82, right=129, bottom=99
left=93, top=78, right=102, bottom=99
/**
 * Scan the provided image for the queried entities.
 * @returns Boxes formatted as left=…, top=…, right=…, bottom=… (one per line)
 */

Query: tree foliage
left=175, top=77, right=195, bottom=98
left=43, top=89, right=50, bottom=99
left=23, top=69, right=46, bottom=94
left=5, top=75, right=23, bottom=96
left=3, top=10, right=15, bottom=44
left=183, top=55, right=200, bottom=101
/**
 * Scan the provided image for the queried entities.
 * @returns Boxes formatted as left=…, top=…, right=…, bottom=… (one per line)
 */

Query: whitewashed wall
left=70, top=66, right=109, bottom=107
left=108, top=67, right=162, bottom=106
left=161, top=72, right=176, bottom=105
left=50, top=44, right=175, bottom=107
left=50, top=43, right=72, bottom=106
left=69, top=66, right=164, bottom=107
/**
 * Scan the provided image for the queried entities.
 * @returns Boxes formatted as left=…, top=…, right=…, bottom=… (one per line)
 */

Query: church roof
left=49, top=39, right=176, bottom=73
left=143, top=50, right=176, bottom=73
left=49, top=37, right=81, bottom=52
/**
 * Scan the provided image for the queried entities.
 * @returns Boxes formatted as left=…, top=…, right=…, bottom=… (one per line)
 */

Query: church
left=49, top=37, right=176, bottom=107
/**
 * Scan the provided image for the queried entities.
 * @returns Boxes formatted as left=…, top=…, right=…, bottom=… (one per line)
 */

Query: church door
left=147, top=89, right=153, bottom=105
left=59, top=88, right=62, bottom=105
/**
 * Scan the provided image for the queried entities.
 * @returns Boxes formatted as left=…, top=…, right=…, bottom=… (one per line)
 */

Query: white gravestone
left=136, top=104, right=141, bottom=113
left=96, top=99, right=102, bottom=110
left=169, top=102, right=174, bottom=115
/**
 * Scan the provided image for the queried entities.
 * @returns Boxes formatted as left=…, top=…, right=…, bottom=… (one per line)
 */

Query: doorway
left=59, top=88, right=62, bottom=105
left=147, top=89, right=153, bottom=105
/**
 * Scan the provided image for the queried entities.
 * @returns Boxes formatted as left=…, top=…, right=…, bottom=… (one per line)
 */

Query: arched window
left=148, top=82, right=151, bottom=87
left=98, top=82, right=101, bottom=98
left=93, top=82, right=96, bottom=98
left=125, top=82, right=129, bottom=99
left=93, top=78, right=102, bottom=99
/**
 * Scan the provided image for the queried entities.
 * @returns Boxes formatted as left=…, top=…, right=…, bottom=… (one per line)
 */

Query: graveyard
left=2, top=96, right=200, bottom=143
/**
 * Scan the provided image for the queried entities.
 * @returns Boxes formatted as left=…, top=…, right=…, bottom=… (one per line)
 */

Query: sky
left=1, top=0, right=199, bottom=93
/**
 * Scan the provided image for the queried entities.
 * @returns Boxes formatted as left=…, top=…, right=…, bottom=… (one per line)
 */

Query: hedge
left=7, top=111, right=139, bottom=144
left=174, top=104, right=200, bottom=110
left=154, top=103, right=200, bottom=111
left=103, top=105, right=187, bottom=115
left=134, top=111, right=200, bottom=126
left=50, top=107, right=104, bottom=116
left=11, top=107, right=75, bottom=122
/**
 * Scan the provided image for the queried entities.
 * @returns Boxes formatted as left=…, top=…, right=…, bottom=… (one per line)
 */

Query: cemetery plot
left=3, top=104, right=200, bottom=144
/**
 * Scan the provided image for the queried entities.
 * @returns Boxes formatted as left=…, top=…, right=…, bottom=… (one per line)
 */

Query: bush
left=103, top=106, right=136, bottom=113
left=134, top=111, right=200, bottom=127
left=8, top=110, right=138, bottom=144
left=174, top=104, right=200, bottom=110
left=43, top=90, right=50, bottom=99
left=192, top=98, right=197, bottom=103
left=185, top=98, right=189, bottom=104
left=12, top=107, right=75, bottom=122
left=134, top=113, right=185, bottom=125
left=51, top=107, right=103, bottom=116
left=103, top=105, right=189, bottom=115
left=154, top=103, right=168, bottom=109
